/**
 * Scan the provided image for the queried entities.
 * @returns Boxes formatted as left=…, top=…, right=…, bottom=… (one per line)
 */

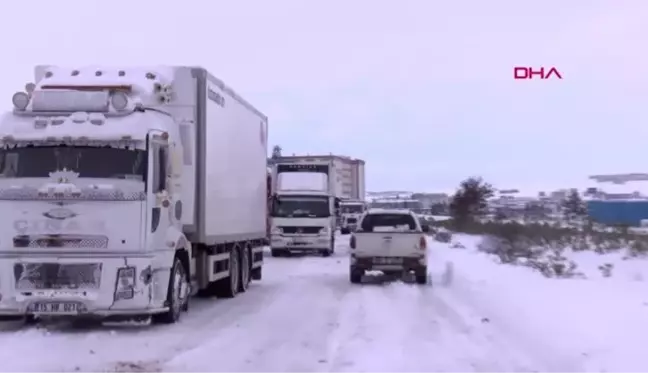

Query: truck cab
left=269, top=190, right=339, bottom=257
left=0, top=67, right=190, bottom=323
left=0, top=65, right=267, bottom=324
left=339, top=200, right=366, bottom=234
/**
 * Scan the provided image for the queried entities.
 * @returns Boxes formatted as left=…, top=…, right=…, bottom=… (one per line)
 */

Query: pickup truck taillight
left=349, top=235, right=356, bottom=249
left=419, top=235, right=427, bottom=250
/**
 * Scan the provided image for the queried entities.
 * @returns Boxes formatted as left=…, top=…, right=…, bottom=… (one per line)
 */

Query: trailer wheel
left=152, top=256, right=188, bottom=324
left=251, top=265, right=262, bottom=280
left=238, top=246, right=252, bottom=293
left=213, top=248, right=240, bottom=298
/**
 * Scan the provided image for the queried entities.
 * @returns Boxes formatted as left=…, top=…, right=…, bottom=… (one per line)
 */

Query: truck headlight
left=114, top=267, right=136, bottom=300
left=319, top=227, right=330, bottom=235
left=271, top=227, right=282, bottom=235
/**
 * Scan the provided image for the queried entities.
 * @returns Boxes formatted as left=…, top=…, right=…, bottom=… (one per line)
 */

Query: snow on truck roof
left=33, top=65, right=267, bottom=120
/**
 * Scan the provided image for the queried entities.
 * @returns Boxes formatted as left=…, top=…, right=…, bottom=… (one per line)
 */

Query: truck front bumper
left=0, top=254, right=170, bottom=318
left=270, top=235, right=331, bottom=251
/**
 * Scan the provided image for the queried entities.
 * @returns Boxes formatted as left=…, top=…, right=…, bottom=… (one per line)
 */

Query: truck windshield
left=272, top=196, right=330, bottom=218
left=342, top=205, right=364, bottom=213
left=0, top=145, right=147, bottom=181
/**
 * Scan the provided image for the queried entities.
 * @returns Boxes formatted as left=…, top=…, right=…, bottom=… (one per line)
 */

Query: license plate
left=373, top=257, right=403, bottom=265
left=29, top=302, right=83, bottom=314
left=289, top=240, right=307, bottom=246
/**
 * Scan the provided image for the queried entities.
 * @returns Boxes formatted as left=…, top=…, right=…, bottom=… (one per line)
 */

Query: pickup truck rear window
left=360, top=214, right=417, bottom=232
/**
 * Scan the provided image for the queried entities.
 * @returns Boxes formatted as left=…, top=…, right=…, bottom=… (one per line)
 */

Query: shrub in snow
left=598, top=263, right=613, bottom=278
left=522, top=248, right=585, bottom=279
left=629, top=240, right=648, bottom=258
left=450, top=241, right=465, bottom=249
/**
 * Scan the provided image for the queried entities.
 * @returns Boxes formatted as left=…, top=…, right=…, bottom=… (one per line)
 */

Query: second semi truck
left=268, top=158, right=342, bottom=257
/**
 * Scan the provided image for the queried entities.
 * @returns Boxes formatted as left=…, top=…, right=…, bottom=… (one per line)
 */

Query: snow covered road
left=1, top=234, right=645, bottom=372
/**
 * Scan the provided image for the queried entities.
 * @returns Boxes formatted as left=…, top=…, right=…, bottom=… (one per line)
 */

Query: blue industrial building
left=587, top=200, right=648, bottom=227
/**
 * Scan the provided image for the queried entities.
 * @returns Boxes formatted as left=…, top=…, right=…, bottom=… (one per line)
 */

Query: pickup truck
left=349, top=208, right=429, bottom=284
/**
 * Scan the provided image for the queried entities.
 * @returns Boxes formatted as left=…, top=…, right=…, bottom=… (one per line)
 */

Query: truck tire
left=340, top=228, right=349, bottom=235
left=349, top=266, right=363, bottom=284
left=271, top=249, right=283, bottom=257
left=251, top=266, right=262, bottom=280
left=415, top=266, right=428, bottom=285
left=213, top=248, right=240, bottom=298
left=238, top=246, right=252, bottom=293
left=152, top=256, right=189, bottom=324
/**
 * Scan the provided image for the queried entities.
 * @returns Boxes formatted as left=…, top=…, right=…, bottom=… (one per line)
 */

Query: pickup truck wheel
left=415, top=267, right=428, bottom=285
left=152, top=257, right=188, bottom=324
left=349, top=267, right=363, bottom=283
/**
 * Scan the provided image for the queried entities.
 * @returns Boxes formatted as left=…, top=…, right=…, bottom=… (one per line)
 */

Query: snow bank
left=432, top=234, right=648, bottom=372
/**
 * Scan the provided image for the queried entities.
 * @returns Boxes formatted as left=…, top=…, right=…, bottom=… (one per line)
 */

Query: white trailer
left=0, top=65, right=267, bottom=324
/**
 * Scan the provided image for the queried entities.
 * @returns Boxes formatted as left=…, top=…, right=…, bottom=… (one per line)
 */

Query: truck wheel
left=238, top=246, right=252, bottom=293
left=271, top=249, right=281, bottom=257
left=251, top=266, right=262, bottom=280
left=349, top=266, right=363, bottom=284
left=213, top=248, right=240, bottom=298
left=340, top=228, right=349, bottom=235
left=415, top=267, right=428, bottom=285
left=152, top=257, right=189, bottom=324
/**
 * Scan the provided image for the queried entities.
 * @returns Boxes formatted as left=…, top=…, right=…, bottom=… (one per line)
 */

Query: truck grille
left=280, top=226, right=322, bottom=234
left=347, top=218, right=357, bottom=223
left=14, top=263, right=102, bottom=290
left=13, top=235, right=108, bottom=249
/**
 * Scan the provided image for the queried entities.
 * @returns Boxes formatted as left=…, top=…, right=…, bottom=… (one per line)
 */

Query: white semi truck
left=269, top=160, right=341, bottom=257
left=339, top=199, right=367, bottom=234
left=0, top=65, right=268, bottom=324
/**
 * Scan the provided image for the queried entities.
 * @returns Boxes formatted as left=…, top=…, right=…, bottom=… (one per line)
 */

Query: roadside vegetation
left=426, top=177, right=648, bottom=278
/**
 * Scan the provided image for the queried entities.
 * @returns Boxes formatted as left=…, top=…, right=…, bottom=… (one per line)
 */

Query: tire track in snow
left=326, top=281, right=505, bottom=372
left=429, top=268, right=585, bottom=372
left=163, top=265, right=353, bottom=372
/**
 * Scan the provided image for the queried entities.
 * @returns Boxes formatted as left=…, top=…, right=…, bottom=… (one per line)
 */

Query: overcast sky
left=1, top=0, right=646, bottom=194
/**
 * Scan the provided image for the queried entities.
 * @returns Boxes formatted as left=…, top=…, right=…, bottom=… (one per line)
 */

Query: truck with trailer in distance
left=269, top=157, right=341, bottom=257
left=0, top=65, right=268, bottom=324
left=339, top=199, right=367, bottom=234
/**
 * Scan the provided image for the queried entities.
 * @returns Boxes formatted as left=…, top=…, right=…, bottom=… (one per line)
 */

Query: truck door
left=146, top=137, right=171, bottom=249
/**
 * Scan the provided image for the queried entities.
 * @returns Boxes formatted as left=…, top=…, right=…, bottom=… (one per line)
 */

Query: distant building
left=411, top=193, right=450, bottom=208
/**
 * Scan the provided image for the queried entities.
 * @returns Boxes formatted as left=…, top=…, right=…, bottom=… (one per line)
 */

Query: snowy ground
left=2, top=234, right=648, bottom=372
